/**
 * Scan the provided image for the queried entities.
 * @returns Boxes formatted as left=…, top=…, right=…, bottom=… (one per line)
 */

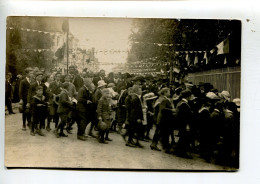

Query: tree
left=6, top=17, right=62, bottom=75
left=127, top=19, right=238, bottom=80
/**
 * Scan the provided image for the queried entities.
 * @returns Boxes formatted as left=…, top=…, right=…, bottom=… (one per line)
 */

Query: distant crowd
left=5, top=66, right=240, bottom=168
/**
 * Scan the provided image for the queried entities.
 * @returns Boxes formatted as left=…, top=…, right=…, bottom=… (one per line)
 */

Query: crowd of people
left=5, top=65, right=240, bottom=168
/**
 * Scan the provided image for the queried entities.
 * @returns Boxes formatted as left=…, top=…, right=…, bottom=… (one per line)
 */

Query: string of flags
left=133, top=41, right=183, bottom=47
left=7, top=27, right=64, bottom=36
left=17, top=48, right=52, bottom=53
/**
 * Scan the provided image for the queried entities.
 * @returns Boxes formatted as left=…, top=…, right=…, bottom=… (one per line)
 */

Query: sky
left=69, top=18, right=133, bottom=72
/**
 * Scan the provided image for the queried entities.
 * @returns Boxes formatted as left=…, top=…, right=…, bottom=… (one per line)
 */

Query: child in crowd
left=30, top=86, right=48, bottom=136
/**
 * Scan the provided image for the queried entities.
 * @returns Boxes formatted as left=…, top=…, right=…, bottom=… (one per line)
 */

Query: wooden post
left=66, top=20, right=69, bottom=74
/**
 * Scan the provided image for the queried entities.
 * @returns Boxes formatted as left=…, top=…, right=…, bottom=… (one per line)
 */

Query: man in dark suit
left=69, top=65, right=83, bottom=91
left=76, top=78, right=95, bottom=141
left=150, top=88, right=174, bottom=152
left=19, top=68, right=34, bottom=130
left=5, top=72, right=15, bottom=115
left=175, top=89, right=194, bottom=158
left=27, top=71, right=48, bottom=130
left=126, top=84, right=144, bottom=148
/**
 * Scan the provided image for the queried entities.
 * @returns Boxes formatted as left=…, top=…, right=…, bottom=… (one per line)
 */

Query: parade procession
left=5, top=17, right=241, bottom=170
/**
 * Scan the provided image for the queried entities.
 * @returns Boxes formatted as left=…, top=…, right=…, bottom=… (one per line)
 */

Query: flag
left=203, top=52, right=208, bottom=65
left=194, top=54, right=198, bottom=65
left=224, top=56, right=227, bottom=65
left=217, top=38, right=229, bottom=55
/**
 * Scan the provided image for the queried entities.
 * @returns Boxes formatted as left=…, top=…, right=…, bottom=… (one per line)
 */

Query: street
left=5, top=107, right=230, bottom=170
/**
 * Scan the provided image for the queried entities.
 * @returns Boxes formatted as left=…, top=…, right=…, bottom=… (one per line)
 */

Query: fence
left=187, top=66, right=241, bottom=100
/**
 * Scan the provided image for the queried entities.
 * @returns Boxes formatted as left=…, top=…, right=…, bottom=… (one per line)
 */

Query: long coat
left=127, top=94, right=143, bottom=124
left=97, top=96, right=112, bottom=122
left=19, top=78, right=31, bottom=103
left=176, top=99, right=193, bottom=131
left=157, top=97, right=173, bottom=126
left=117, top=89, right=128, bottom=124
left=5, top=79, right=13, bottom=100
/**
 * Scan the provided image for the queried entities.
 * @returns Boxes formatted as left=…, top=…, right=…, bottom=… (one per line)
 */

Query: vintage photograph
left=5, top=17, right=241, bottom=170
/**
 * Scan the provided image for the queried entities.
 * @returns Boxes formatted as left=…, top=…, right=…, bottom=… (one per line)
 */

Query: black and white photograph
left=5, top=16, right=241, bottom=171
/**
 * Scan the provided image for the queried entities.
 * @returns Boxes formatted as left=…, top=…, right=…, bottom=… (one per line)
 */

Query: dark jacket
left=71, top=74, right=83, bottom=92
left=94, top=88, right=103, bottom=104
left=97, top=96, right=112, bottom=121
left=176, top=99, right=193, bottom=131
left=5, top=79, right=13, bottom=99
left=27, top=81, right=48, bottom=104
left=49, top=81, right=63, bottom=96
left=117, top=89, right=128, bottom=123
left=127, top=94, right=143, bottom=124
left=76, top=85, right=93, bottom=113
left=157, top=97, right=173, bottom=126
left=57, top=91, right=74, bottom=114
left=31, top=95, right=48, bottom=115
left=19, top=78, right=31, bottom=102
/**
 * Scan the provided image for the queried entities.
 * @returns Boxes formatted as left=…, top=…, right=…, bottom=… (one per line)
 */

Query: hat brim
left=98, top=84, right=107, bottom=88
left=146, top=96, right=158, bottom=100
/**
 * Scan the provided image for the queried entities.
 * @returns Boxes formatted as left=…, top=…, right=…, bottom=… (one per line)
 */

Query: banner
left=217, top=38, right=229, bottom=55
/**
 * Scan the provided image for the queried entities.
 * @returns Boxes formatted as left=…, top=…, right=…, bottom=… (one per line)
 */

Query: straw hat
left=107, top=83, right=115, bottom=88
left=97, top=80, right=107, bottom=88
left=143, top=92, right=158, bottom=100
left=206, top=92, right=221, bottom=100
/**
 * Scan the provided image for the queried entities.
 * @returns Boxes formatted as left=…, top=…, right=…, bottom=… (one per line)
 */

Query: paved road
left=5, top=108, right=231, bottom=170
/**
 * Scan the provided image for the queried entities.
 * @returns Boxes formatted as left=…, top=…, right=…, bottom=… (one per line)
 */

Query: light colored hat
left=97, top=80, right=107, bottom=88
left=221, top=90, right=231, bottom=100
left=184, top=83, right=194, bottom=88
left=233, top=98, right=240, bottom=107
left=206, top=92, right=221, bottom=100
left=143, top=92, right=158, bottom=100
left=107, top=83, right=115, bottom=88
left=158, top=87, right=170, bottom=95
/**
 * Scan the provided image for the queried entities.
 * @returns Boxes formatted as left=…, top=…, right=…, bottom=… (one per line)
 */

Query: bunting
left=7, top=27, right=63, bottom=36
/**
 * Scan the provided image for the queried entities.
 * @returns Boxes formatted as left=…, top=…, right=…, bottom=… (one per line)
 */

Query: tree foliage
left=6, top=17, right=59, bottom=75
left=127, top=19, right=239, bottom=78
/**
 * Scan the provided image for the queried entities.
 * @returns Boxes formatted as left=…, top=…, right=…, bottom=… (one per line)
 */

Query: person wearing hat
left=96, top=88, right=113, bottom=144
left=93, top=69, right=107, bottom=86
left=116, top=86, right=129, bottom=134
left=55, top=82, right=76, bottom=138
left=30, top=86, right=49, bottom=136
left=49, top=72, right=64, bottom=129
left=69, top=65, right=84, bottom=92
left=196, top=94, right=216, bottom=161
left=27, top=71, right=49, bottom=129
left=143, top=92, right=157, bottom=140
left=13, top=74, right=23, bottom=103
left=150, top=88, right=174, bottom=152
left=5, top=72, right=15, bottom=115
left=107, top=83, right=118, bottom=132
left=125, top=84, right=144, bottom=148
left=174, top=89, right=194, bottom=158
left=75, top=78, right=95, bottom=141
left=219, top=101, right=239, bottom=167
left=94, top=80, right=107, bottom=104
left=19, top=68, right=34, bottom=130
